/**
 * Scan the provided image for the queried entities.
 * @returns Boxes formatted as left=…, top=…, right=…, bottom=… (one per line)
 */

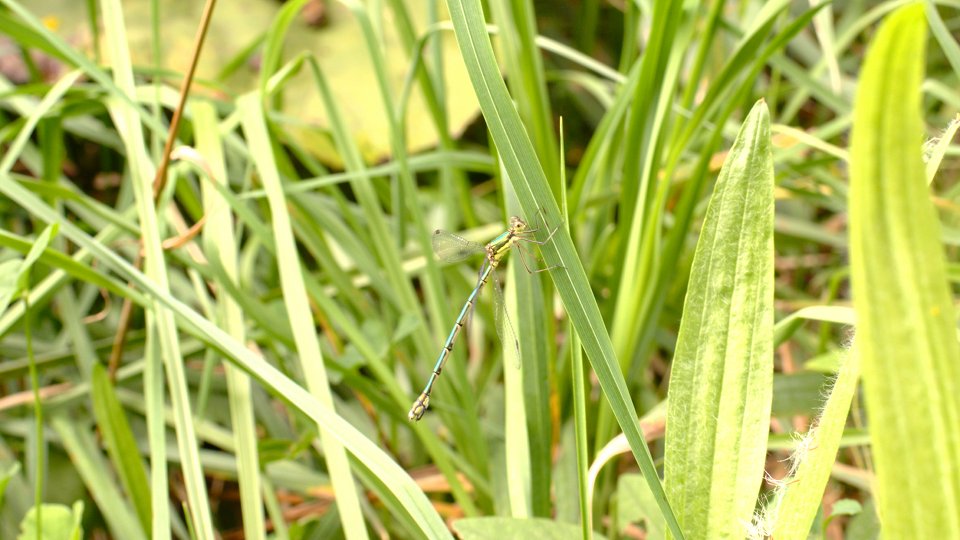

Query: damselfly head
left=509, top=215, right=526, bottom=231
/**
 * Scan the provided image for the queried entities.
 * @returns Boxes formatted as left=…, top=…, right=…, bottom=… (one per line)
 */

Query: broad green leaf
left=848, top=3, right=960, bottom=537
left=664, top=100, right=774, bottom=539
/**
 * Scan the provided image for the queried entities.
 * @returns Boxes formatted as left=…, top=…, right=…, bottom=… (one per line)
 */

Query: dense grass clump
left=0, top=1, right=957, bottom=538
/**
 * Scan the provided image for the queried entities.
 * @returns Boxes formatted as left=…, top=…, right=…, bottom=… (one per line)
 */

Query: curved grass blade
left=194, top=100, right=267, bottom=539
left=443, top=0, right=683, bottom=536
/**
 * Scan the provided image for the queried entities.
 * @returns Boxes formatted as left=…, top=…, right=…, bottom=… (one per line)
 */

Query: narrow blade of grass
left=504, top=259, right=532, bottom=518
left=239, top=92, right=369, bottom=540
left=90, top=363, right=152, bottom=532
left=194, top=100, right=267, bottom=540
left=488, top=0, right=559, bottom=185
left=769, top=346, right=860, bottom=539
left=98, top=0, right=214, bottom=534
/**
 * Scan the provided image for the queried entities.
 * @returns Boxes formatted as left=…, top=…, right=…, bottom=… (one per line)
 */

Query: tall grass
left=0, top=0, right=957, bottom=538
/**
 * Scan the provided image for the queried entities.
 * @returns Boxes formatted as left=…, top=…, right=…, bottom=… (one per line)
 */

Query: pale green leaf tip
left=748, top=98, right=769, bottom=120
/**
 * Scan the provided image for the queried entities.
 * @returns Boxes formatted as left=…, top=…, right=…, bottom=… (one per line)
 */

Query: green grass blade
left=924, top=2, right=960, bottom=79
left=443, top=0, right=683, bottom=537
left=0, top=462, right=20, bottom=512
left=0, top=230, right=142, bottom=308
left=663, top=100, right=774, bottom=539
left=0, top=224, right=57, bottom=315
left=508, top=235, right=552, bottom=518
left=560, top=123, right=590, bottom=538
left=48, top=415, right=146, bottom=540
left=769, top=346, right=861, bottom=539
left=90, top=363, right=152, bottom=533
left=848, top=3, right=960, bottom=536
left=570, top=332, right=590, bottom=538
left=503, top=262, right=533, bottom=517
left=194, top=100, right=267, bottom=540
left=238, top=92, right=369, bottom=540
left=98, top=0, right=213, bottom=534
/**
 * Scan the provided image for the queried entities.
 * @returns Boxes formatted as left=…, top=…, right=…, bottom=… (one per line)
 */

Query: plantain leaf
left=663, top=100, right=774, bottom=539
left=848, top=3, right=960, bottom=537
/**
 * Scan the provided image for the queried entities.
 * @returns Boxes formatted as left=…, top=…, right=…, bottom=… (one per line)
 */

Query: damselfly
left=408, top=215, right=560, bottom=421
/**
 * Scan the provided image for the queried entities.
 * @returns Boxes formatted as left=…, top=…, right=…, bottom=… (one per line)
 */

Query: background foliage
left=0, top=0, right=958, bottom=539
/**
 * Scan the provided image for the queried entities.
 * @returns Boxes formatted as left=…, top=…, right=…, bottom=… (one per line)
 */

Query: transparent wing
left=491, top=268, right=521, bottom=369
left=432, top=229, right=485, bottom=263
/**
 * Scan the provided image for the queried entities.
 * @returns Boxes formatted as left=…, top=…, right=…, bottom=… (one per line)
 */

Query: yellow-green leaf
left=849, top=3, right=960, bottom=537
left=664, top=100, right=774, bottom=539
